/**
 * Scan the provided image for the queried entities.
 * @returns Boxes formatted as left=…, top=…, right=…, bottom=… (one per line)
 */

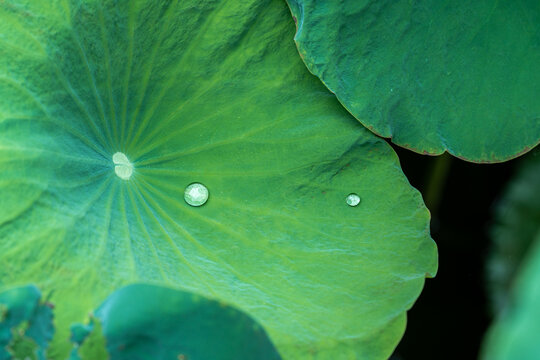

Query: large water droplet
left=346, top=193, right=361, bottom=207
left=112, top=152, right=133, bottom=180
left=184, top=183, right=209, bottom=207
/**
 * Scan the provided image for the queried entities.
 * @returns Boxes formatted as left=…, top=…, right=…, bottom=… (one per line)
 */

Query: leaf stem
left=424, top=152, right=452, bottom=216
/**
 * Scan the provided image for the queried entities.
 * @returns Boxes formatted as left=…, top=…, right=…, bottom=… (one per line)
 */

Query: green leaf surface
left=70, top=319, right=109, bottom=360
left=0, top=285, right=54, bottom=360
left=70, top=284, right=281, bottom=360
left=286, top=0, right=540, bottom=162
left=482, top=233, right=540, bottom=359
left=0, top=0, right=437, bottom=359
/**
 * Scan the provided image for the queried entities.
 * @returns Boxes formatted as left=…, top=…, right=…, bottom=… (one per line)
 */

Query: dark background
left=388, top=145, right=519, bottom=360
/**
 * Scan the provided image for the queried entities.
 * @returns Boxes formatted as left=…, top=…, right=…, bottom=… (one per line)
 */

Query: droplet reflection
left=184, top=183, right=209, bottom=207
left=112, top=152, right=133, bottom=180
left=346, top=193, right=361, bottom=207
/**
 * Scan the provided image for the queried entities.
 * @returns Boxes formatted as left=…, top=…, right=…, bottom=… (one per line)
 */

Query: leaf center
left=112, top=152, right=133, bottom=180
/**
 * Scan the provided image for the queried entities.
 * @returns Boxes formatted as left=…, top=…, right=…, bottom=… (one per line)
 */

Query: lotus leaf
left=70, top=284, right=281, bottom=360
left=0, top=0, right=437, bottom=358
left=286, top=0, right=540, bottom=162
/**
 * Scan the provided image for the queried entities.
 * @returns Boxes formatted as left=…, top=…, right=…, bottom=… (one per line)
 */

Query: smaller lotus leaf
left=0, top=285, right=54, bottom=360
left=70, top=284, right=281, bottom=360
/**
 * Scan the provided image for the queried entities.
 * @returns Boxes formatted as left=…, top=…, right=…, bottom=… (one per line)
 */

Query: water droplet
left=112, top=152, right=133, bottom=180
left=346, top=193, right=361, bottom=207
left=184, top=183, right=209, bottom=207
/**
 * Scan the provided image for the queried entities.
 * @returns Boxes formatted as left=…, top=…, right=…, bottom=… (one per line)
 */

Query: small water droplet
left=346, top=193, right=361, bottom=207
left=184, top=183, right=209, bottom=207
left=112, top=152, right=133, bottom=180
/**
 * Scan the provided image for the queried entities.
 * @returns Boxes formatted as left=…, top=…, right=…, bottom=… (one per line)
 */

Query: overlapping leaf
left=0, top=285, right=54, bottom=360
left=286, top=0, right=540, bottom=162
left=0, top=0, right=437, bottom=359
left=70, top=284, right=281, bottom=360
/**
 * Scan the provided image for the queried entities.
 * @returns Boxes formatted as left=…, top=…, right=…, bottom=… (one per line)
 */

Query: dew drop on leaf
left=346, top=193, right=361, bottom=207
left=112, top=152, right=133, bottom=180
left=184, top=183, right=209, bottom=207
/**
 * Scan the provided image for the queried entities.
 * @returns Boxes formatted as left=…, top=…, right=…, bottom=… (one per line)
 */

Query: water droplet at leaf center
left=112, top=152, right=133, bottom=180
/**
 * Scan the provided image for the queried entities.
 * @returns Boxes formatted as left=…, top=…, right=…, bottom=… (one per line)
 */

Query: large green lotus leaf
left=482, top=233, right=540, bottom=359
left=70, top=284, right=281, bottom=360
left=0, top=0, right=437, bottom=359
left=286, top=0, right=540, bottom=162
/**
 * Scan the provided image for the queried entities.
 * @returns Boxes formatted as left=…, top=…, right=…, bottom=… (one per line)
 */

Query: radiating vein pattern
left=0, top=0, right=437, bottom=359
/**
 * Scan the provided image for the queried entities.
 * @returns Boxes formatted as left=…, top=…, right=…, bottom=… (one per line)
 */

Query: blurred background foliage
left=392, top=147, right=539, bottom=359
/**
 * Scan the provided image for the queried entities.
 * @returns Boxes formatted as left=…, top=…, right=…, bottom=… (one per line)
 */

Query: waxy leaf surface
left=0, top=0, right=437, bottom=359
left=70, top=284, right=281, bottom=360
left=287, top=0, right=540, bottom=162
